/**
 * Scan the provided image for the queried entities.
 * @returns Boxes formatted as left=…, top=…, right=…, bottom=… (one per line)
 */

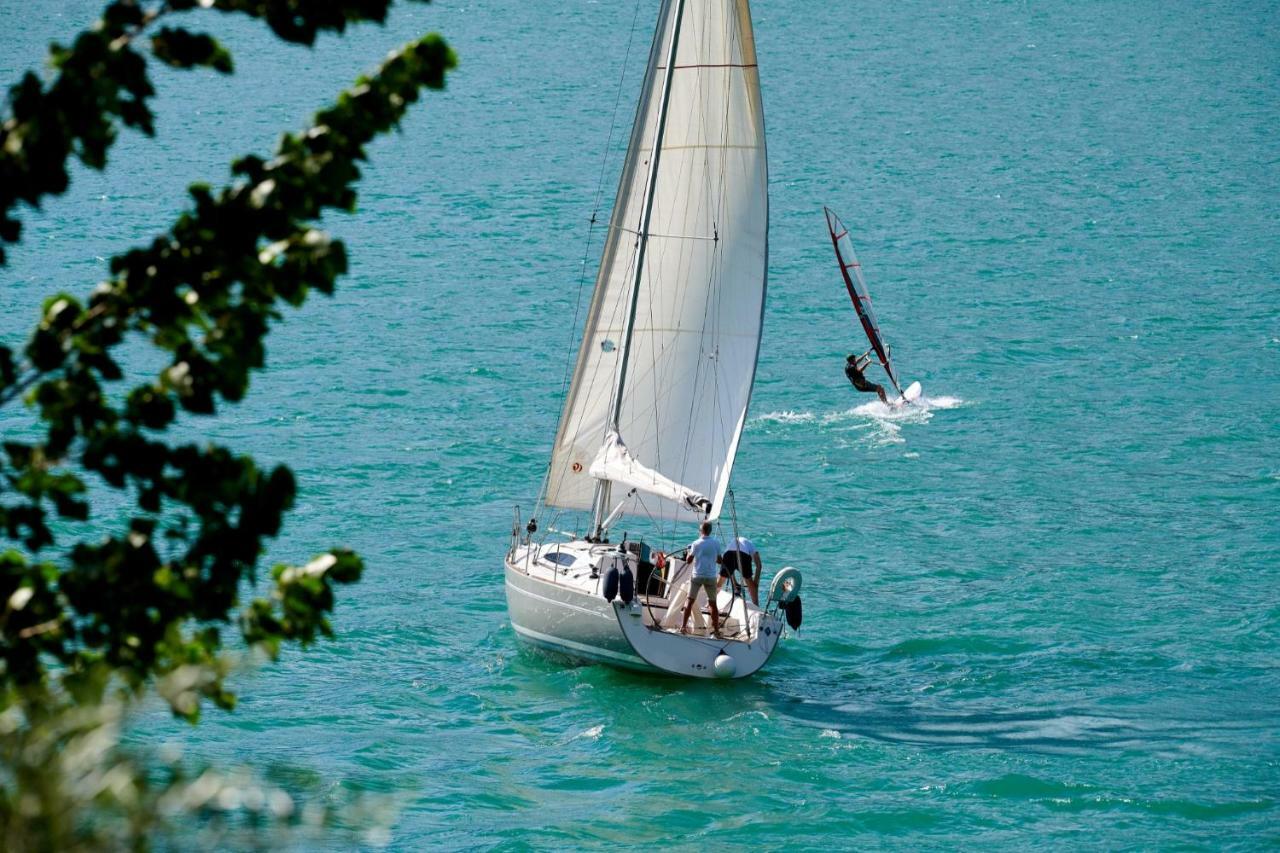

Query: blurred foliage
left=0, top=0, right=455, bottom=847
left=1, top=667, right=399, bottom=851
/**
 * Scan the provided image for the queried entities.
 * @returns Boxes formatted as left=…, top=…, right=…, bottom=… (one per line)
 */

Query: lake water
left=2, top=0, right=1277, bottom=847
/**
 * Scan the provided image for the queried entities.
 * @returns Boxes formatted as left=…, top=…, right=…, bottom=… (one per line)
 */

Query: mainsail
left=543, top=0, right=768, bottom=523
left=824, top=207, right=903, bottom=397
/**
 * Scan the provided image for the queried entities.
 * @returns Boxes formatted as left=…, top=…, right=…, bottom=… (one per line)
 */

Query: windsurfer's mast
left=590, top=0, right=688, bottom=537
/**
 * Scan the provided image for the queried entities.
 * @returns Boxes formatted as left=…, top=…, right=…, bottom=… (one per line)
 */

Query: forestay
left=544, top=0, right=768, bottom=523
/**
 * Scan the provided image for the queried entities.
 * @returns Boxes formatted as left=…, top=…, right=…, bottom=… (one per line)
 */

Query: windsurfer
left=845, top=352, right=889, bottom=404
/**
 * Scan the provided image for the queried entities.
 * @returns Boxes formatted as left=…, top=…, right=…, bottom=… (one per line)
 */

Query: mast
left=590, top=0, right=689, bottom=537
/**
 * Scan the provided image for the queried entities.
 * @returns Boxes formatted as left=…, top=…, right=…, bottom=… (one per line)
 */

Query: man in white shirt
left=680, top=521, right=724, bottom=637
left=721, top=536, right=763, bottom=605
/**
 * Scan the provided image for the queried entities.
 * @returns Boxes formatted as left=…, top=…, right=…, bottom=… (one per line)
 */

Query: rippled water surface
left=3, top=0, right=1278, bottom=848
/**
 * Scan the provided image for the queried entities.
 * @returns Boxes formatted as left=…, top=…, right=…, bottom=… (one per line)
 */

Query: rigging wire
left=535, top=0, right=646, bottom=521
left=704, top=5, right=742, bottom=508
left=722, top=487, right=745, bottom=600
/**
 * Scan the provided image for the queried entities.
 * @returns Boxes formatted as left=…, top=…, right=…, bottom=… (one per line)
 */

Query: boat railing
left=637, top=556, right=757, bottom=643
left=508, top=505, right=521, bottom=559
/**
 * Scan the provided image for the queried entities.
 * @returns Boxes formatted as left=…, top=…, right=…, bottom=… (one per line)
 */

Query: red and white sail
left=824, top=206, right=904, bottom=397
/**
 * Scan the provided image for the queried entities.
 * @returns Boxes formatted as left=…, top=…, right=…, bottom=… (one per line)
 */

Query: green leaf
left=150, top=28, right=234, bottom=74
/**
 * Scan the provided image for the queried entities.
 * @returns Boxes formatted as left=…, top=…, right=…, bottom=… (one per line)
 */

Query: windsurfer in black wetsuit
left=845, top=352, right=889, bottom=404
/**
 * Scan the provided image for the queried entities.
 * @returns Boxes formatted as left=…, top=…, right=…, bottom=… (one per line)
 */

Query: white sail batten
left=545, top=0, right=768, bottom=523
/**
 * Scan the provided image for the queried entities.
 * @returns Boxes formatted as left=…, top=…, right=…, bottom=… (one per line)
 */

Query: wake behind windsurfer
left=845, top=352, right=889, bottom=404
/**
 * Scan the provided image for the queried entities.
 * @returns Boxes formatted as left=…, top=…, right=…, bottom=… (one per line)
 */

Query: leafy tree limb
left=0, top=0, right=456, bottom=846
left=0, top=18, right=455, bottom=718
left=0, top=0, right=434, bottom=266
left=1, top=667, right=395, bottom=850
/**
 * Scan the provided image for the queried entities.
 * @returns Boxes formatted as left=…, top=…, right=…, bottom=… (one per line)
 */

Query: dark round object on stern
left=784, top=596, right=802, bottom=630
left=619, top=566, right=635, bottom=604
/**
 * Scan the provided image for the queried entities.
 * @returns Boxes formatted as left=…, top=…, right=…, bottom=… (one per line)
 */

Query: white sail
left=544, top=0, right=768, bottom=523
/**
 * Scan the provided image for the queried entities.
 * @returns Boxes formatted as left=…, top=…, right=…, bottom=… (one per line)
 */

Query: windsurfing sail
left=824, top=206, right=904, bottom=397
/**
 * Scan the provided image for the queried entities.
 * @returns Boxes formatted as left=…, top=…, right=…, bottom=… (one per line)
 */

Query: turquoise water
left=3, top=0, right=1278, bottom=847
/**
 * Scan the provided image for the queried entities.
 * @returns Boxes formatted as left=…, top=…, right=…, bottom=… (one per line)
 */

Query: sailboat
left=503, top=0, right=801, bottom=679
left=824, top=206, right=922, bottom=406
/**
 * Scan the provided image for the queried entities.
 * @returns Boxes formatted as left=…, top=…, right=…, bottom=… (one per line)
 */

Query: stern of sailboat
left=504, top=530, right=795, bottom=678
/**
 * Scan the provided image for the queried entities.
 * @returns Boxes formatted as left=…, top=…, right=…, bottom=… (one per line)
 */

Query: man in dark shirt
left=845, top=353, right=889, bottom=404
left=720, top=535, right=762, bottom=605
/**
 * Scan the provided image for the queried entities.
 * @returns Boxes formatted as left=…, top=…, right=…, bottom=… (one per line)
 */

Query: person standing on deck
left=845, top=352, right=889, bottom=404
left=681, top=521, right=724, bottom=637
left=721, top=536, right=763, bottom=605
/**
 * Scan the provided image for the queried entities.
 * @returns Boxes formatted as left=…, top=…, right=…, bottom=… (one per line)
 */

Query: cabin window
left=543, top=552, right=577, bottom=568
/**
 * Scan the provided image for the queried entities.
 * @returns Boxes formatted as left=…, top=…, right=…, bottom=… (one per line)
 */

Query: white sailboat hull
left=503, top=558, right=652, bottom=671
left=610, top=600, right=784, bottom=679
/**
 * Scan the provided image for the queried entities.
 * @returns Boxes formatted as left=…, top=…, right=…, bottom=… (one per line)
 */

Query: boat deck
left=508, top=539, right=760, bottom=641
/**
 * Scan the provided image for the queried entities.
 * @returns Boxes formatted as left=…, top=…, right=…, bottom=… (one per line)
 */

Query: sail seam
left=657, top=63, right=757, bottom=69
left=611, top=225, right=720, bottom=241
left=657, top=143, right=761, bottom=151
